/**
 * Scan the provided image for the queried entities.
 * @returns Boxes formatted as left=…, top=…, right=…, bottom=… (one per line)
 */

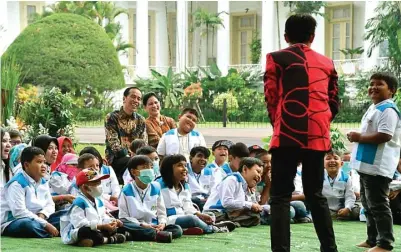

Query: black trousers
left=390, top=192, right=401, bottom=225
left=111, top=156, right=130, bottom=184
left=77, top=227, right=112, bottom=246
left=269, top=148, right=337, bottom=252
left=359, top=173, right=394, bottom=250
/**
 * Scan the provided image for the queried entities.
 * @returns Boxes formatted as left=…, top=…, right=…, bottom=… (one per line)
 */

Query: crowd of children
left=1, top=71, right=401, bottom=252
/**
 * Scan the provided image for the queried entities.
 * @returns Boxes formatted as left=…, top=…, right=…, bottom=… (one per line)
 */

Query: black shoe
left=109, top=233, right=126, bottom=244
left=214, top=221, right=236, bottom=232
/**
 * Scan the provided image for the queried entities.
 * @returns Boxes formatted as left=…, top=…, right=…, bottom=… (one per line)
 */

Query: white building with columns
left=1, top=1, right=388, bottom=83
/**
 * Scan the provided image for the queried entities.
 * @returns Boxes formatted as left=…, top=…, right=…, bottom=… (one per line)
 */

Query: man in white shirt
left=1, top=147, right=61, bottom=238
left=203, top=157, right=263, bottom=227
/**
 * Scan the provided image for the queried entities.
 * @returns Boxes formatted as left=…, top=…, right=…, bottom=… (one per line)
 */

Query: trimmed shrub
left=2, top=13, right=125, bottom=93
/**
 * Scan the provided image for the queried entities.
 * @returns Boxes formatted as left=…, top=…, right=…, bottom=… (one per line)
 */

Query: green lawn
left=2, top=222, right=400, bottom=251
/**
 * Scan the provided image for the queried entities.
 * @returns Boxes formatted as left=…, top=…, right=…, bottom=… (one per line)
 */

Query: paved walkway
left=76, top=126, right=357, bottom=149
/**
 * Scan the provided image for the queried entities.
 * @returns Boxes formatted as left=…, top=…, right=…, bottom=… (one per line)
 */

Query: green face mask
left=138, top=169, right=155, bottom=184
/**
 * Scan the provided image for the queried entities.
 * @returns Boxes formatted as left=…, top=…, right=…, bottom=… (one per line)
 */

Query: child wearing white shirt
left=1, top=147, right=63, bottom=238
left=204, top=157, right=263, bottom=227
left=119, top=155, right=182, bottom=243
left=348, top=72, right=401, bottom=251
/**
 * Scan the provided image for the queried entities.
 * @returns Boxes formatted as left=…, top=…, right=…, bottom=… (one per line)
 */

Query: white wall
left=3, top=2, right=21, bottom=55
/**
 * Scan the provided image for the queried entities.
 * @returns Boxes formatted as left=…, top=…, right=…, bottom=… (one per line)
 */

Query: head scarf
left=50, top=136, right=75, bottom=172
left=56, top=153, right=79, bottom=180
left=9, top=143, right=28, bottom=175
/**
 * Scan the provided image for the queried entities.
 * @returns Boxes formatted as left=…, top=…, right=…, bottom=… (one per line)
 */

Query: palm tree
left=192, top=8, right=226, bottom=65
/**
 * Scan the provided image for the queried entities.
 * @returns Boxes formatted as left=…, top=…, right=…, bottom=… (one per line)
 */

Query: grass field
left=2, top=221, right=400, bottom=252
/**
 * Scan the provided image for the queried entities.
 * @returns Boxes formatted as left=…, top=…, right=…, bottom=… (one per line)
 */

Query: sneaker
left=212, top=226, right=229, bottom=233
left=156, top=231, right=173, bottom=243
left=124, top=231, right=133, bottom=241
left=183, top=227, right=204, bottom=235
left=77, top=239, right=94, bottom=247
left=109, top=233, right=126, bottom=244
left=296, top=217, right=312, bottom=224
left=214, top=221, right=236, bottom=232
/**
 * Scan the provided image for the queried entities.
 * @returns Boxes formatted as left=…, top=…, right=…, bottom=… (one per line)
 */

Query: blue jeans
left=290, top=201, right=310, bottom=219
left=3, top=210, right=67, bottom=238
left=174, top=215, right=213, bottom=234
left=121, top=220, right=183, bottom=240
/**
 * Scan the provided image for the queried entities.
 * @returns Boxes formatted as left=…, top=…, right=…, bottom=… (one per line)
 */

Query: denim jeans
left=121, top=220, right=183, bottom=240
left=174, top=215, right=213, bottom=234
left=290, top=200, right=310, bottom=219
left=3, top=210, right=68, bottom=238
left=359, top=173, right=394, bottom=250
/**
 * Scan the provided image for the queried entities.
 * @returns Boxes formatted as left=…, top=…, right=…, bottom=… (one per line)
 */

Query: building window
left=27, top=5, right=37, bottom=24
left=231, top=13, right=256, bottom=65
left=326, top=4, right=353, bottom=60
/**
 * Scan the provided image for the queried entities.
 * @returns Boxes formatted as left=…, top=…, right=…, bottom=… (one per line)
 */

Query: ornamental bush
left=2, top=13, right=125, bottom=94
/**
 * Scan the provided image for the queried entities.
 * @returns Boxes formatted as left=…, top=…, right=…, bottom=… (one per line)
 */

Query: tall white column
left=217, top=0, right=230, bottom=75
left=312, top=7, right=325, bottom=55
left=176, top=0, right=188, bottom=73
left=0, top=1, right=8, bottom=56
left=115, top=10, right=130, bottom=66
left=363, top=1, right=380, bottom=71
left=261, top=0, right=275, bottom=70
left=155, top=10, right=169, bottom=68
left=136, top=0, right=149, bottom=77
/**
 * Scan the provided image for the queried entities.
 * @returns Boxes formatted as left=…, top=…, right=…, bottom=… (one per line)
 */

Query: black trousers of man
left=270, top=148, right=337, bottom=252
left=111, top=156, right=130, bottom=185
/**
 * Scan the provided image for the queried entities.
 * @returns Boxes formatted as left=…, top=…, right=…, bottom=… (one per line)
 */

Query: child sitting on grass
left=156, top=154, right=236, bottom=235
left=119, top=155, right=182, bottom=243
left=323, top=150, right=358, bottom=220
left=203, top=157, right=263, bottom=227
left=60, top=169, right=127, bottom=247
left=1, top=147, right=64, bottom=238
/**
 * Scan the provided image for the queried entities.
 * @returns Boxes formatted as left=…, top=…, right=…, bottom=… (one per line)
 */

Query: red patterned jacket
left=264, top=44, right=339, bottom=151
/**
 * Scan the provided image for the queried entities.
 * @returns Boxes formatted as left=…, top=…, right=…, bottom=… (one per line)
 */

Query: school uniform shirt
left=155, top=178, right=198, bottom=225
left=186, top=163, right=211, bottom=200
left=351, top=99, right=401, bottom=179
left=1, top=171, right=55, bottom=233
left=202, top=162, right=228, bottom=195
left=210, top=163, right=234, bottom=193
left=350, top=169, right=360, bottom=194
left=119, top=181, right=167, bottom=225
left=293, top=166, right=303, bottom=195
left=203, top=172, right=253, bottom=212
left=60, top=192, right=114, bottom=244
left=100, top=165, right=121, bottom=201
left=322, top=170, right=356, bottom=211
left=49, top=170, right=72, bottom=195
left=157, top=129, right=206, bottom=161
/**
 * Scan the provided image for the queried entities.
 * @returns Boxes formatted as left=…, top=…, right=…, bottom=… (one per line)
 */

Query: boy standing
left=1, top=147, right=61, bottom=238
left=348, top=72, right=401, bottom=252
left=157, top=108, right=206, bottom=162
left=61, top=169, right=126, bottom=247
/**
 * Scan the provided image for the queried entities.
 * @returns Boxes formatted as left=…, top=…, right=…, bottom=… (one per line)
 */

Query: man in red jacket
left=264, top=14, right=339, bottom=252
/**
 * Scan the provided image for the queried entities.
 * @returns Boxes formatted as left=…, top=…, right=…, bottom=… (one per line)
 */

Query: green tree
left=36, top=1, right=133, bottom=53
left=284, top=1, right=326, bottom=16
left=365, top=1, right=401, bottom=79
left=250, top=31, right=262, bottom=64
left=192, top=8, right=226, bottom=65
left=20, top=87, right=75, bottom=139
left=2, top=13, right=125, bottom=94
left=135, top=67, right=184, bottom=109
